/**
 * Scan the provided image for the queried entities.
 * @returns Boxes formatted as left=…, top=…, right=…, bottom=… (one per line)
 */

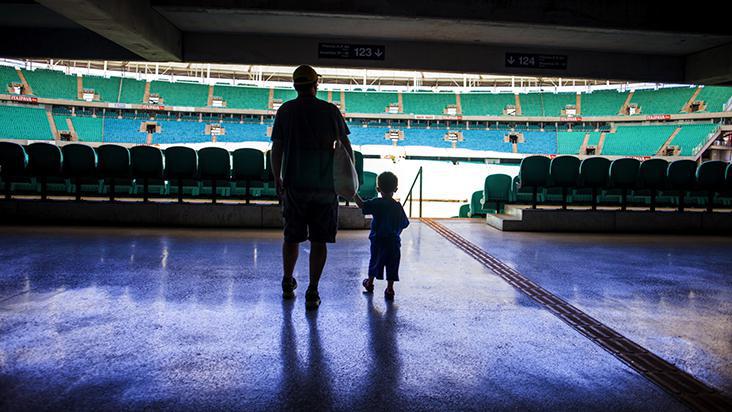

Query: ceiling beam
left=36, top=0, right=182, bottom=61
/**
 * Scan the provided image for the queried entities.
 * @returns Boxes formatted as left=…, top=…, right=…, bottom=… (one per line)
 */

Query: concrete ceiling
left=1, top=0, right=731, bottom=85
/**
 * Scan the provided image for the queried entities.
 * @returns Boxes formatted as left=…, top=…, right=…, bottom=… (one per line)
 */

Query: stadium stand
left=557, top=131, right=585, bottom=154
left=1, top=66, right=20, bottom=90
left=102, top=118, right=147, bottom=144
left=580, top=90, right=628, bottom=116
left=0, top=105, right=53, bottom=140
left=150, top=81, right=208, bottom=107
left=348, top=126, right=390, bottom=146
left=82, top=76, right=121, bottom=103
left=216, top=123, right=269, bottom=143
left=152, top=120, right=207, bottom=144
left=273, top=88, right=297, bottom=103
left=402, top=92, right=456, bottom=115
left=344, top=91, right=397, bottom=113
left=669, top=123, right=719, bottom=156
left=213, top=84, right=269, bottom=110
left=119, top=78, right=146, bottom=104
left=601, top=125, right=678, bottom=156
left=460, top=93, right=515, bottom=116
left=630, top=87, right=695, bottom=115
left=696, top=86, right=732, bottom=113
left=533, top=93, right=576, bottom=117
left=402, top=128, right=453, bottom=147
left=461, top=130, right=515, bottom=152
left=517, top=132, right=557, bottom=154
left=22, top=69, right=78, bottom=100
left=517, top=93, right=543, bottom=116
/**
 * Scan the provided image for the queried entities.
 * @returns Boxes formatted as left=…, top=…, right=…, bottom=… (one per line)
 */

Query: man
left=271, top=65, right=353, bottom=310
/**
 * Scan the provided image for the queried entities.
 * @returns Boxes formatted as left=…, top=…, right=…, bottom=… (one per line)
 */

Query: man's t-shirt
left=362, top=197, right=410, bottom=241
left=270, top=95, right=350, bottom=192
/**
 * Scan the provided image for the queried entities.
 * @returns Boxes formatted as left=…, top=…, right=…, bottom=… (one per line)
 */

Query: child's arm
left=353, top=194, right=365, bottom=209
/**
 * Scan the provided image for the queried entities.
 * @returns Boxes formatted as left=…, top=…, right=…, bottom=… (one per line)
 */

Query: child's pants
left=368, top=237, right=401, bottom=281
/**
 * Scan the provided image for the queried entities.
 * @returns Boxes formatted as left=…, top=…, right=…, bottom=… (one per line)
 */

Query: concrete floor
left=443, top=219, right=732, bottom=396
left=0, top=224, right=698, bottom=411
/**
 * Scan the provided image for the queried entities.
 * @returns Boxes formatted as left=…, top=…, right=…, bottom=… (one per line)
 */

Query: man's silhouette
left=271, top=65, right=353, bottom=310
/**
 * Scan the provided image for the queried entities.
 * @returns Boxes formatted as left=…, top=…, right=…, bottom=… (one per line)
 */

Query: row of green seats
left=516, top=155, right=732, bottom=211
left=0, top=141, right=372, bottom=204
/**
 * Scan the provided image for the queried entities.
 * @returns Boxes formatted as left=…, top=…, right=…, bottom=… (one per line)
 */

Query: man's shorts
left=368, top=238, right=401, bottom=282
left=282, top=189, right=339, bottom=243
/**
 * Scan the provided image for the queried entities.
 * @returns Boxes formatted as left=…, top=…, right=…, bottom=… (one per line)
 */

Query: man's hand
left=275, top=177, right=284, bottom=198
left=353, top=194, right=364, bottom=208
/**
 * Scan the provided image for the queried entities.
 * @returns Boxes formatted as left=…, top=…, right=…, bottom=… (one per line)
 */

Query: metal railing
left=402, top=166, right=423, bottom=218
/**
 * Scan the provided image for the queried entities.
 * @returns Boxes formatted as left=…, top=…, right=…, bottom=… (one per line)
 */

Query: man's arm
left=271, top=140, right=284, bottom=195
left=353, top=194, right=364, bottom=208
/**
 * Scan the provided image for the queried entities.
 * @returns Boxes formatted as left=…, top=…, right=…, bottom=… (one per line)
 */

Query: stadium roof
left=0, top=0, right=730, bottom=85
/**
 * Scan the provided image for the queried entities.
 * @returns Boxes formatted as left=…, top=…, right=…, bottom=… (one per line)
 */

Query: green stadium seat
left=511, top=175, right=533, bottom=204
left=164, top=146, right=199, bottom=202
left=608, top=158, right=640, bottom=210
left=469, top=190, right=487, bottom=217
left=358, top=171, right=378, bottom=200
left=519, top=155, right=550, bottom=208
left=130, top=146, right=165, bottom=202
left=231, top=148, right=265, bottom=203
left=635, top=158, right=668, bottom=211
left=666, top=160, right=697, bottom=211
left=61, top=143, right=98, bottom=200
left=695, top=160, right=726, bottom=212
left=0, top=141, right=29, bottom=199
left=578, top=157, right=611, bottom=209
left=97, top=144, right=133, bottom=200
left=458, top=204, right=471, bottom=218
left=482, top=174, right=512, bottom=213
left=27, top=143, right=64, bottom=199
left=198, top=147, right=231, bottom=202
left=549, top=156, right=580, bottom=208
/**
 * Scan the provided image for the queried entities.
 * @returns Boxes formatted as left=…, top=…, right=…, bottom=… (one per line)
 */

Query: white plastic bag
left=333, top=140, right=359, bottom=198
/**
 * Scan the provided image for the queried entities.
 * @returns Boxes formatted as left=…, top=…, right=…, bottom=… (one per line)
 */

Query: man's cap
left=293, top=65, right=319, bottom=85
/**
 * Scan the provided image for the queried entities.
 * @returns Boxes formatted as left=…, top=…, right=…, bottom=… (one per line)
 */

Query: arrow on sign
left=374, top=49, right=383, bottom=57
left=507, top=57, right=515, bottom=65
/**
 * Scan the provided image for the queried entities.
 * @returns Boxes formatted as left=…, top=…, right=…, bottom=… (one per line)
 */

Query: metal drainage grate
left=421, top=218, right=731, bottom=412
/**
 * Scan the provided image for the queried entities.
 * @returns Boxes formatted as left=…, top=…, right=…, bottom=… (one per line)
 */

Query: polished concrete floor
left=0, top=223, right=725, bottom=410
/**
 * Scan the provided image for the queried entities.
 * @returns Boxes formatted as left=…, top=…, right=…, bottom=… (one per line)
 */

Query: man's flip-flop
left=362, top=279, right=374, bottom=293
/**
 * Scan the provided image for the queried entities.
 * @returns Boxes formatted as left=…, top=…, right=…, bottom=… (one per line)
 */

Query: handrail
left=402, top=166, right=423, bottom=218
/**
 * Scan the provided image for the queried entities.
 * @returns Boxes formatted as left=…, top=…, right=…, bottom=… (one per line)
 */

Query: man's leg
left=282, top=241, right=299, bottom=299
left=308, top=241, right=327, bottom=292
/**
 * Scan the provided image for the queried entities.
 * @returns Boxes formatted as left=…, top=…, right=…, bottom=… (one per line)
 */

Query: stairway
left=77, top=76, right=84, bottom=99
left=619, top=91, right=634, bottom=115
left=657, top=127, right=682, bottom=155
left=45, top=107, right=58, bottom=140
left=16, top=69, right=33, bottom=95
left=683, top=87, right=703, bottom=112
left=143, top=81, right=151, bottom=104
left=575, top=93, right=582, bottom=116
left=579, top=132, right=591, bottom=154
left=512, top=142, right=518, bottom=153
left=340, top=90, right=346, bottom=112
left=65, top=118, right=79, bottom=141
left=268, top=88, right=274, bottom=109
left=397, top=92, right=404, bottom=113
left=455, top=93, right=462, bottom=115
left=207, top=85, right=214, bottom=106
left=596, top=132, right=607, bottom=155
left=514, top=94, right=522, bottom=115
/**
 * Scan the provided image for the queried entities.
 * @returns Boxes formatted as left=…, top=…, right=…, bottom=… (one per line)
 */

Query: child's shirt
left=362, top=197, right=410, bottom=241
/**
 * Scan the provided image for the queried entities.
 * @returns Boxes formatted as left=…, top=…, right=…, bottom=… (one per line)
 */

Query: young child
left=354, top=171, right=410, bottom=299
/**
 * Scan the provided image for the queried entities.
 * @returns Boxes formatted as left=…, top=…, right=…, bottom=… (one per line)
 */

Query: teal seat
left=130, top=146, right=165, bottom=202
left=231, top=148, right=265, bottom=203
left=27, top=143, right=64, bottom=199
left=62, top=143, right=98, bottom=200
left=164, top=146, right=198, bottom=202
left=578, top=157, right=610, bottom=209
left=97, top=144, right=133, bottom=200
left=260, top=149, right=277, bottom=198
left=519, top=155, right=550, bottom=208
left=0, top=142, right=29, bottom=199
left=695, top=160, right=726, bottom=212
left=198, top=147, right=231, bottom=202
left=512, top=175, right=534, bottom=204
left=635, top=158, right=668, bottom=210
left=667, top=159, right=697, bottom=211
left=608, top=158, right=640, bottom=210
left=482, top=174, right=512, bottom=213
left=358, top=171, right=378, bottom=200
left=458, top=203, right=470, bottom=218
left=469, top=190, right=487, bottom=217
left=549, top=156, right=580, bottom=208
